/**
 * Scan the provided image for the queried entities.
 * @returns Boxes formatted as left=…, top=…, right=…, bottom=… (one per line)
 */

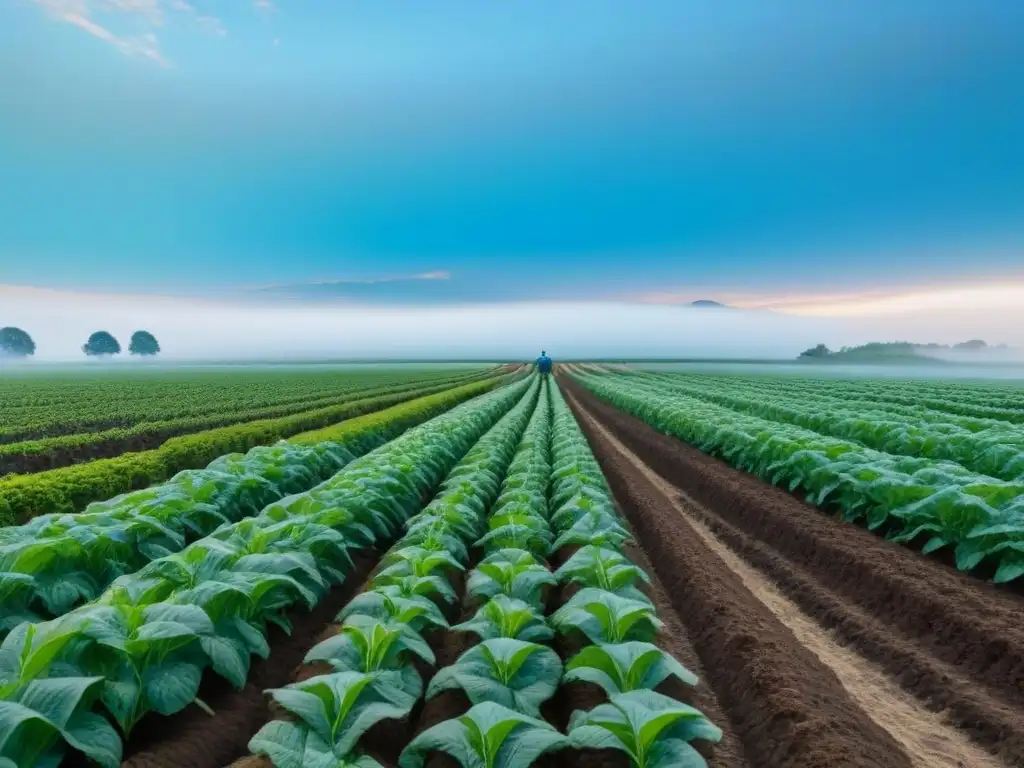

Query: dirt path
left=562, top=376, right=1024, bottom=766
left=572, top=396, right=1004, bottom=768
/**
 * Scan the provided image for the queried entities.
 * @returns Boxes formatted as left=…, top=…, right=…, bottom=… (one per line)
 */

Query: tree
left=82, top=331, right=121, bottom=357
left=799, top=344, right=832, bottom=358
left=129, top=330, right=160, bottom=356
left=0, top=327, right=36, bottom=357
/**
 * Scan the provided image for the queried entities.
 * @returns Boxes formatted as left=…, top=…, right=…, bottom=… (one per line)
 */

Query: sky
left=1, top=1, right=1023, bottom=358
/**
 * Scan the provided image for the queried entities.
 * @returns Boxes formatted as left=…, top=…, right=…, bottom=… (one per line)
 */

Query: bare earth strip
left=566, top=386, right=1016, bottom=768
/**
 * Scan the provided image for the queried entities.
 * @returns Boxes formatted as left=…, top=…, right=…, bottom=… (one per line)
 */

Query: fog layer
left=1, top=285, right=1020, bottom=362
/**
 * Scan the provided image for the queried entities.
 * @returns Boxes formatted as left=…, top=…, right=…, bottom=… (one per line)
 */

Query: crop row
left=0, top=368, right=496, bottom=476
left=0, top=368, right=493, bottom=443
left=639, top=370, right=1024, bottom=424
left=637, top=371, right=1024, bottom=433
left=0, top=373, right=511, bottom=527
left=0, top=375, right=532, bottom=767
left=0, top=376, right=515, bottom=635
left=650, top=368, right=1024, bottom=409
left=575, top=371, right=1024, bottom=582
left=618, top=371, right=1024, bottom=481
left=243, top=377, right=720, bottom=768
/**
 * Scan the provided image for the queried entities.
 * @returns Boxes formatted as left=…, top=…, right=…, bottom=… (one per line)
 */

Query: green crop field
left=0, top=364, right=1021, bottom=768
left=571, top=366, right=1024, bottom=582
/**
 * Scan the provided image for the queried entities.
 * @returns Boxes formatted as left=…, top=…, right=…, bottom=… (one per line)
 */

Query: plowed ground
left=561, top=375, right=1024, bottom=768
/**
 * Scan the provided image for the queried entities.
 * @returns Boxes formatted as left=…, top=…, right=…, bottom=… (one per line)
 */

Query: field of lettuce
left=1, top=364, right=1022, bottom=768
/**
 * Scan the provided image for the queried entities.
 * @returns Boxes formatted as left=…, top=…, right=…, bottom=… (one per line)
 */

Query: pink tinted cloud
left=32, top=0, right=228, bottom=64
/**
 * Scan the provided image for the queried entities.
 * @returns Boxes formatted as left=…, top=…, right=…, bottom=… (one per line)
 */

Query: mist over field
left=2, top=284, right=1021, bottom=363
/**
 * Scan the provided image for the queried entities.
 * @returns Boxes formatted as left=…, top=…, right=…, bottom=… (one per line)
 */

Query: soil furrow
left=674, top=487, right=1024, bottom=765
left=561, top=376, right=1024, bottom=708
left=563, top=391, right=915, bottom=768
left=617, top=542, right=751, bottom=767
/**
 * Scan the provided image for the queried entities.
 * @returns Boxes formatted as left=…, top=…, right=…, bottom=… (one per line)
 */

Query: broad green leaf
left=399, top=702, right=567, bottom=768
left=568, top=690, right=721, bottom=768
left=427, top=639, right=562, bottom=717
left=564, top=642, right=697, bottom=696
left=142, top=660, right=204, bottom=715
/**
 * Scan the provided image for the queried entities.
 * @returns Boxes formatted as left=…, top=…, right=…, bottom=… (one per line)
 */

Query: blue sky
left=2, top=1, right=1023, bottom=308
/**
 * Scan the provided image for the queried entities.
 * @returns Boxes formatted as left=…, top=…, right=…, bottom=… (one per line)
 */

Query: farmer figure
left=536, top=350, right=553, bottom=376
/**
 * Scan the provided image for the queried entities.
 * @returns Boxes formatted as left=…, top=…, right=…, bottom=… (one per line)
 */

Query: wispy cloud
left=255, top=271, right=451, bottom=289
left=248, top=271, right=457, bottom=304
left=31, top=0, right=227, bottom=64
left=59, top=11, right=167, bottom=65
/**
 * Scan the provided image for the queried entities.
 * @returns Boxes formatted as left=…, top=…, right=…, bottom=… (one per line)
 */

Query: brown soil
left=121, top=551, right=379, bottom=768
left=561, top=383, right=917, bottom=768
left=619, top=542, right=749, bottom=767
left=563, top=375, right=1024, bottom=766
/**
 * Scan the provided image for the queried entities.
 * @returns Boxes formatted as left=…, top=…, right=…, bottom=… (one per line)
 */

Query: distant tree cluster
left=0, top=327, right=161, bottom=358
left=83, top=330, right=161, bottom=357
left=798, top=340, right=999, bottom=362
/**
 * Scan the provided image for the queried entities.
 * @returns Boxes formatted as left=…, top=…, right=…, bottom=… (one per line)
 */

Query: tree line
left=0, top=327, right=161, bottom=358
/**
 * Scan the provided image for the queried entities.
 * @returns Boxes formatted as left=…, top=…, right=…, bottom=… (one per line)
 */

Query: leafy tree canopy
left=129, top=330, right=161, bottom=356
left=798, top=343, right=832, bottom=358
left=0, top=327, right=36, bottom=357
left=82, top=331, right=121, bottom=356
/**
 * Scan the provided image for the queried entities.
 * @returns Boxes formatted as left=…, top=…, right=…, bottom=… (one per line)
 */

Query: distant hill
left=690, top=299, right=729, bottom=308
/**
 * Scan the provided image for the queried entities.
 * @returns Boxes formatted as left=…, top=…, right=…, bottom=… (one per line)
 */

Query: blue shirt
left=536, top=355, right=552, bottom=373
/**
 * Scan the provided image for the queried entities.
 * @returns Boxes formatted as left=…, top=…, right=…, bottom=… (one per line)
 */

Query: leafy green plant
left=555, top=546, right=651, bottom=602
left=453, top=596, right=554, bottom=643
left=69, top=599, right=215, bottom=735
left=377, top=546, right=465, bottom=581
left=249, top=670, right=419, bottom=768
left=551, top=589, right=662, bottom=644
left=405, top=509, right=483, bottom=550
left=476, top=524, right=552, bottom=558
left=0, top=622, right=123, bottom=768
left=398, top=701, right=567, bottom=768
left=552, top=513, right=632, bottom=551
left=0, top=573, right=42, bottom=635
left=337, top=589, right=449, bottom=636
left=563, top=642, right=697, bottom=696
left=550, top=493, right=618, bottom=533
left=305, top=618, right=434, bottom=679
left=370, top=573, right=457, bottom=606
left=427, top=639, right=562, bottom=717
left=567, top=690, right=721, bottom=768
left=466, top=555, right=556, bottom=610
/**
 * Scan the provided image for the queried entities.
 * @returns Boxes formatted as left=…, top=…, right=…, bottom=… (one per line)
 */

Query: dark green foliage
left=128, top=330, right=160, bottom=356
left=83, top=331, right=121, bottom=357
left=0, top=376, right=506, bottom=525
left=0, top=327, right=35, bottom=357
left=798, top=344, right=831, bottom=358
